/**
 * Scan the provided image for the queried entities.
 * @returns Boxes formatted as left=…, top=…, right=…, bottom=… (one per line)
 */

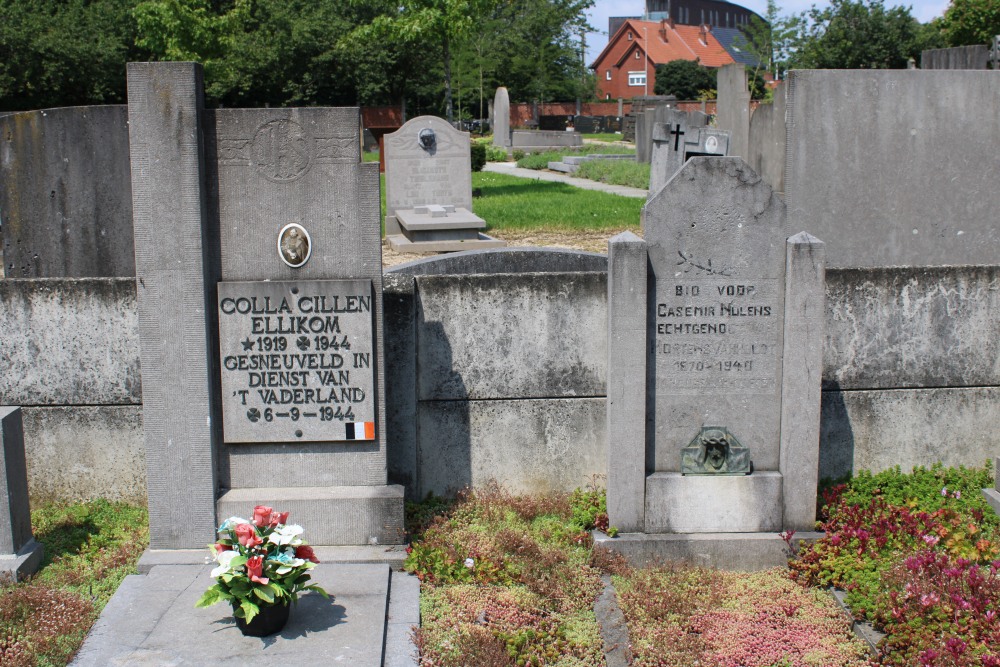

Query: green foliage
left=470, top=141, right=486, bottom=171
left=733, top=0, right=803, bottom=80
left=653, top=60, right=717, bottom=100
left=940, top=0, right=1000, bottom=46
left=0, top=0, right=144, bottom=111
left=485, top=145, right=509, bottom=161
left=470, top=171, right=643, bottom=231
left=0, top=500, right=148, bottom=666
left=788, top=0, right=924, bottom=69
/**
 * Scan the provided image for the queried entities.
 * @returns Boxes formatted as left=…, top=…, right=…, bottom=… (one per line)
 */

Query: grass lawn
left=516, top=145, right=635, bottom=170
left=580, top=133, right=626, bottom=143
left=0, top=500, right=148, bottom=666
left=471, top=172, right=642, bottom=232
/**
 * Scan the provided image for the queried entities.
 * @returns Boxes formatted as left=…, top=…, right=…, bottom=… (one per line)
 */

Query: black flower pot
left=234, top=602, right=290, bottom=637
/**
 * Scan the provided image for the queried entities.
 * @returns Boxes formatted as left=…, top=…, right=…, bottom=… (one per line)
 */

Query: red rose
left=270, top=511, right=290, bottom=527
left=252, top=505, right=274, bottom=527
left=246, top=555, right=269, bottom=585
left=295, top=545, right=319, bottom=564
left=213, top=542, right=232, bottom=556
left=235, top=523, right=262, bottom=548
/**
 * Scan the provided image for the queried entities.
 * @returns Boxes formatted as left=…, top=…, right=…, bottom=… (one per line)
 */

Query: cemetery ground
left=5, top=464, right=998, bottom=665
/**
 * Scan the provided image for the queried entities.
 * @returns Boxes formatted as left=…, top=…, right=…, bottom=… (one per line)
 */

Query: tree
left=0, top=0, right=144, bottom=112
left=940, top=0, right=1000, bottom=46
left=653, top=60, right=716, bottom=99
left=788, top=0, right=923, bottom=69
left=734, top=0, right=803, bottom=79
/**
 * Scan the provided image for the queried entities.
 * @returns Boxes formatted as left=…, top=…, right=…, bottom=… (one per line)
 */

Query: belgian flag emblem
left=345, top=421, right=375, bottom=441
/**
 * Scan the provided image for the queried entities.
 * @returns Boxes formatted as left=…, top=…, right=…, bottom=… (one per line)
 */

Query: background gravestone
left=128, top=62, right=402, bottom=550
left=492, top=87, right=511, bottom=148
left=0, top=407, right=44, bottom=581
left=649, top=120, right=730, bottom=196
left=605, top=158, right=825, bottom=567
left=716, top=64, right=750, bottom=159
left=383, top=116, right=504, bottom=253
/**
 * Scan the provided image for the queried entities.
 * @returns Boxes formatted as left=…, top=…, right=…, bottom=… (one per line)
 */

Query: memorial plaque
left=219, top=279, right=376, bottom=443
left=654, top=277, right=781, bottom=395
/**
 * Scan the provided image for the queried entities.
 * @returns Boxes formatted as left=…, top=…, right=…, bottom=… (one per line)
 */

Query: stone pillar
left=779, top=232, right=826, bottom=531
left=0, top=407, right=44, bottom=582
left=716, top=64, right=751, bottom=159
left=617, top=98, right=624, bottom=117
left=606, top=232, right=648, bottom=533
left=492, top=87, right=510, bottom=148
left=127, top=62, right=220, bottom=549
left=984, top=458, right=1000, bottom=515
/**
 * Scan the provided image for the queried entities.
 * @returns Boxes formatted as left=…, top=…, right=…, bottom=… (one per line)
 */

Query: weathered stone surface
left=388, top=248, right=606, bottom=275
left=382, top=274, right=418, bottom=495
left=820, top=387, right=1000, bottom=481
left=416, top=398, right=605, bottom=497
left=128, top=62, right=219, bottom=549
left=785, top=70, right=1000, bottom=268
left=643, top=157, right=788, bottom=472
left=649, top=120, right=729, bottom=197
left=644, top=472, right=784, bottom=533
left=747, top=82, right=786, bottom=195
left=493, top=87, right=510, bottom=148
left=716, top=64, right=751, bottom=159
left=1, top=106, right=134, bottom=278
left=415, top=272, right=606, bottom=400
left=0, top=408, right=31, bottom=553
left=824, top=266, right=1000, bottom=390
left=606, top=232, right=647, bottom=532
left=22, top=406, right=145, bottom=503
left=0, top=278, right=140, bottom=406
left=594, top=531, right=824, bottom=571
left=780, top=233, right=825, bottom=531
left=217, top=486, right=404, bottom=546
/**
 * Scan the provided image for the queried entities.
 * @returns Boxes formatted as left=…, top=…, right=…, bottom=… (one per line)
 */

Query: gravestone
left=384, top=116, right=505, bottom=253
left=603, top=157, right=825, bottom=569
left=985, top=460, right=1000, bottom=515
left=0, top=407, right=44, bottom=582
left=649, top=120, right=730, bottom=196
left=493, top=87, right=511, bottom=148
left=716, top=64, right=751, bottom=159
left=127, top=62, right=403, bottom=551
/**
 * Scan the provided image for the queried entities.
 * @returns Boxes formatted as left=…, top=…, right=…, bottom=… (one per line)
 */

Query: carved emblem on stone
left=418, top=128, right=436, bottom=150
left=252, top=119, right=312, bottom=183
left=278, top=223, right=311, bottom=268
left=681, top=426, right=751, bottom=475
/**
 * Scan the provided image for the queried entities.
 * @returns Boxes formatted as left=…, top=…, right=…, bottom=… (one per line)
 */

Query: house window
left=627, top=31, right=633, bottom=40
left=628, top=71, right=646, bottom=87
left=635, top=50, right=641, bottom=59
left=606, top=69, right=612, bottom=80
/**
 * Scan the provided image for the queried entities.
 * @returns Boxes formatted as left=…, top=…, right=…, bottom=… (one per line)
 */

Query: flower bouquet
left=195, top=505, right=328, bottom=636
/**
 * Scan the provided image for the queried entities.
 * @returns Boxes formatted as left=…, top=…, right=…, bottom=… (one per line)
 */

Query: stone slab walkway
left=483, top=161, right=648, bottom=199
left=71, top=561, right=419, bottom=667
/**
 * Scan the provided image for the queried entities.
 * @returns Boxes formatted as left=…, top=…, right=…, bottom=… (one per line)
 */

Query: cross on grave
left=670, top=123, right=685, bottom=150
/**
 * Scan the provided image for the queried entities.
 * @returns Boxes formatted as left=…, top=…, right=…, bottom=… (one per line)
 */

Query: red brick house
left=591, top=18, right=735, bottom=100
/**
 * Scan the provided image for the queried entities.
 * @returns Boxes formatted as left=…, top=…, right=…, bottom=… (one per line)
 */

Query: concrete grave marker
left=604, top=157, right=826, bottom=568
left=384, top=115, right=504, bottom=253
left=0, top=407, right=44, bottom=582
left=127, top=62, right=403, bottom=551
left=649, top=119, right=730, bottom=196
left=492, top=87, right=511, bottom=148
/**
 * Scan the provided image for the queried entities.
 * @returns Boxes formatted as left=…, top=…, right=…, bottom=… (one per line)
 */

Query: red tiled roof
left=593, top=18, right=735, bottom=70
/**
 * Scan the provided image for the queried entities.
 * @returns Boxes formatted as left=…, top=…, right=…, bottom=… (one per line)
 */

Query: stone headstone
left=0, top=407, right=44, bottom=582
left=127, top=62, right=403, bottom=551
left=716, top=64, right=751, bottom=159
left=605, top=158, right=825, bottom=566
left=649, top=119, right=730, bottom=196
left=383, top=116, right=505, bottom=253
left=493, top=87, right=511, bottom=148
left=0, top=106, right=134, bottom=278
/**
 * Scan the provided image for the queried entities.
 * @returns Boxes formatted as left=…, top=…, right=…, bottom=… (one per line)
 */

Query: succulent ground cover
left=406, top=483, right=867, bottom=667
left=610, top=560, right=874, bottom=667
left=789, top=462, right=1000, bottom=666
left=0, top=499, right=148, bottom=667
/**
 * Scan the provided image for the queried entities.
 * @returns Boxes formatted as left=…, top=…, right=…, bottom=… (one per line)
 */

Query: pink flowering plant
left=195, top=505, right=328, bottom=623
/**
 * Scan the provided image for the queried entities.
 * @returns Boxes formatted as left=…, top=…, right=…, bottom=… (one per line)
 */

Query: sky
left=583, top=0, right=951, bottom=63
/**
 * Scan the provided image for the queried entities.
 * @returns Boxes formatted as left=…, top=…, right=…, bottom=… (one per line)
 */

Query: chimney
left=699, top=23, right=709, bottom=45
left=659, top=18, right=668, bottom=41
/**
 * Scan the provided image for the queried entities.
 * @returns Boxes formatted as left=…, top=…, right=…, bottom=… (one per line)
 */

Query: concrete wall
left=2, top=257, right=997, bottom=501
left=785, top=70, right=1000, bottom=268
left=747, top=83, right=786, bottom=196
left=0, top=106, right=134, bottom=278
left=0, top=278, right=144, bottom=502
left=922, top=46, right=989, bottom=69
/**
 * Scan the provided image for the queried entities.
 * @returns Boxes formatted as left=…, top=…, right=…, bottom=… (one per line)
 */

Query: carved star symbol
left=242, top=337, right=255, bottom=351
